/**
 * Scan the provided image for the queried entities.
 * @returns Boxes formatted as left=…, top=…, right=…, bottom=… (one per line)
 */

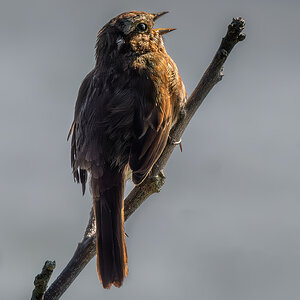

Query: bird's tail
left=90, top=167, right=128, bottom=289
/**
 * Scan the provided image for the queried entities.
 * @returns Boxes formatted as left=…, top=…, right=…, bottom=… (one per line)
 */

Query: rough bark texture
left=40, top=17, right=246, bottom=300
left=31, top=260, right=56, bottom=300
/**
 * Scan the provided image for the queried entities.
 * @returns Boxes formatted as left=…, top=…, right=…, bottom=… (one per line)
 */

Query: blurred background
left=1, top=0, right=300, bottom=299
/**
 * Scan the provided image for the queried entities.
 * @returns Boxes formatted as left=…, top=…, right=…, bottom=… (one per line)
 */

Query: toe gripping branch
left=169, top=136, right=182, bottom=152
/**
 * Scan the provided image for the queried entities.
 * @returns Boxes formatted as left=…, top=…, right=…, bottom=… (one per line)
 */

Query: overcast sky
left=1, top=0, right=300, bottom=299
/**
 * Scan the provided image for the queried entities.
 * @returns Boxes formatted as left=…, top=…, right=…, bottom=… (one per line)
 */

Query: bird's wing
left=129, top=68, right=173, bottom=185
left=129, top=53, right=186, bottom=184
left=69, top=70, right=94, bottom=194
left=68, top=70, right=94, bottom=140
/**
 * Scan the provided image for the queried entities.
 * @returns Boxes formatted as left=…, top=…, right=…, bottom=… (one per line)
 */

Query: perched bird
left=68, top=11, right=186, bottom=289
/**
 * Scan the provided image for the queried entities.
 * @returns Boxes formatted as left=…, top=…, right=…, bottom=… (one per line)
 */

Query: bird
left=68, top=11, right=186, bottom=289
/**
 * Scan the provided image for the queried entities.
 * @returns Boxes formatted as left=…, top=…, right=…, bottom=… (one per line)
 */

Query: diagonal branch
left=43, top=17, right=245, bottom=300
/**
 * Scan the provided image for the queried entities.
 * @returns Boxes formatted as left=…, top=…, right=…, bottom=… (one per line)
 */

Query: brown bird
left=68, top=11, right=186, bottom=289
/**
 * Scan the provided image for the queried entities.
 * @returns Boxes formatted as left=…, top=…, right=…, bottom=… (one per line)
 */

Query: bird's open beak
left=153, top=11, right=169, bottom=21
left=153, top=11, right=176, bottom=35
left=154, top=28, right=176, bottom=35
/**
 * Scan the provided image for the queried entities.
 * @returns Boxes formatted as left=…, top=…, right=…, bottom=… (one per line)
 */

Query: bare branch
left=44, top=17, right=246, bottom=300
left=31, top=260, right=56, bottom=300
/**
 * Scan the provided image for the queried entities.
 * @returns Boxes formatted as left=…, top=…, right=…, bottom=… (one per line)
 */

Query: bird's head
left=95, top=11, right=175, bottom=64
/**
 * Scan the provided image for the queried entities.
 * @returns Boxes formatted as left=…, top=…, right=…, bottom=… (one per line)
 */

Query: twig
left=31, top=260, right=56, bottom=300
left=44, top=17, right=246, bottom=300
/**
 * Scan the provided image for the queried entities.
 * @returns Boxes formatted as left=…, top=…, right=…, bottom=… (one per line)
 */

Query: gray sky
left=1, top=0, right=300, bottom=299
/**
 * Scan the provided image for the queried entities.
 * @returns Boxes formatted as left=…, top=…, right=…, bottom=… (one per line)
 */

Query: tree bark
left=31, top=261, right=56, bottom=300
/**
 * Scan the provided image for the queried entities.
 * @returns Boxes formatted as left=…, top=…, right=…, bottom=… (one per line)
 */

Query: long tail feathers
left=91, top=168, right=128, bottom=289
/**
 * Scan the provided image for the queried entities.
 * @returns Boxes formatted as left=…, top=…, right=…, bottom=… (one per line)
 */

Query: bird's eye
left=137, top=23, right=148, bottom=32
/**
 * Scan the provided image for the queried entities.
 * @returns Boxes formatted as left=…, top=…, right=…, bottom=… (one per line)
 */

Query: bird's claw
left=169, top=137, right=183, bottom=152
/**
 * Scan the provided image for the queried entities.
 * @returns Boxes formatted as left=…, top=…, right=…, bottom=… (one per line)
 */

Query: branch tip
left=231, top=17, right=246, bottom=31
left=226, top=17, right=246, bottom=44
left=31, top=260, right=56, bottom=300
